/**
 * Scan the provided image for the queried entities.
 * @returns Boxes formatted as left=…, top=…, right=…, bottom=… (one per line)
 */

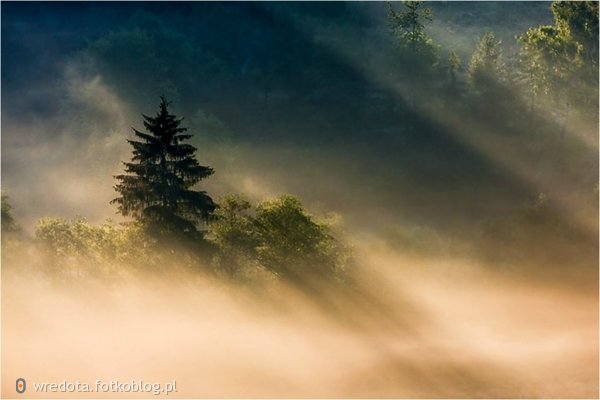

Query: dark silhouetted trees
left=388, top=1, right=438, bottom=72
left=1, top=193, right=19, bottom=234
left=112, top=97, right=216, bottom=239
left=388, top=0, right=439, bottom=106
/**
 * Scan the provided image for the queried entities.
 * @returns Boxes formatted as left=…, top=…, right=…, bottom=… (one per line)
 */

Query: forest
left=1, top=1, right=598, bottom=398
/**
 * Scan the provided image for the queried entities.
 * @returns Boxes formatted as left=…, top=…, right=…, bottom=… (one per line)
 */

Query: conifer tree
left=388, top=1, right=437, bottom=68
left=388, top=1, right=432, bottom=50
left=112, top=97, right=216, bottom=238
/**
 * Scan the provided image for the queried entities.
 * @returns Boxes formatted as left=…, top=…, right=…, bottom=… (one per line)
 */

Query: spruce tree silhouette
left=112, top=97, right=216, bottom=240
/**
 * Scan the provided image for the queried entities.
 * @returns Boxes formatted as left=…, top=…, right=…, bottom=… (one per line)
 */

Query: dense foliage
left=210, top=195, right=348, bottom=281
left=19, top=194, right=349, bottom=282
left=112, top=97, right=216, bottom=239
left=518, top=1, right=598, bottom=115
left=1, top=193, right=18, bottom=234
left=2, top=1, right=597, bottom=281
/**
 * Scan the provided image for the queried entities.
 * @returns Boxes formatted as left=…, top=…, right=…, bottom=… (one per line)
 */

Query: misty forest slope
left=3, top=1, right=595, bottom=234
left=1, top=1, right=598, bottom=398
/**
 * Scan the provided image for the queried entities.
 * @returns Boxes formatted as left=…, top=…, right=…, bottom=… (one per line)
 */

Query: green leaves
left=468, top=32, right=504, bottom=96
left=35, top=217, right=135, bottom=264
left=209, top=195, right=348, bottom=281
left=388, top=1, right=433, bottom=47
left=517, top=1, right=598, bottom=111
left=1, top=193, right=19, bottom=234
left=387, top=1, right=439, bottom=85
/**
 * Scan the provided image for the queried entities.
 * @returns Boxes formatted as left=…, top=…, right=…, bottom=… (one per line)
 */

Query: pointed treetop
left=112, top=96, right=216, bottom=237
left=159, top=95, right=170, bottom=113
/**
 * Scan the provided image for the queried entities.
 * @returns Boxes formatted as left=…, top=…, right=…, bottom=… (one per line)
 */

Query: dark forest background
left=2, top=1, right=598, bottom=281
left=1, top=4, right=598, bottom=397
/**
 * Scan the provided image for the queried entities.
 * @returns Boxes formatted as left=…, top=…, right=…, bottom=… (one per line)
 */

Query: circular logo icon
left=16, top=378, right=26, bottom=394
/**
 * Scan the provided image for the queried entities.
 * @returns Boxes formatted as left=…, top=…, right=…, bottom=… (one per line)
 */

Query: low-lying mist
left=2, top=2, right=598, bottom=398
left=2, top=233, right=597, bottom=398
